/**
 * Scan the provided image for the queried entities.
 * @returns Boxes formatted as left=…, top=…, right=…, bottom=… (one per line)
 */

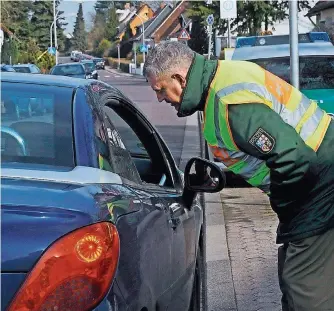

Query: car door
left=101, top=95, right=201, bottom=310
left=87, top=91, right=172, bottom=310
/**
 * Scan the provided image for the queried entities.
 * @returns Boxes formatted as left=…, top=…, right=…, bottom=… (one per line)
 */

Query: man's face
left=147, top=73, right=187, bottom=112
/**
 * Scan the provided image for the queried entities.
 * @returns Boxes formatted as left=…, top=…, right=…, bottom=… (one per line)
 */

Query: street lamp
left=50, top=11, right=60, bottom=48
left=53, top=0, right=57, bottom=64
left=116, top=9, right=146, bottom=63
left=50, top=12, right=76, bottom=64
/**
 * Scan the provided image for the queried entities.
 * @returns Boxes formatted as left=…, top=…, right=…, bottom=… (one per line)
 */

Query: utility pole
left=53, top=0, right=58, bottom=64
left=206, top=14, right=214, bottom=60
left=227, top=18, right=231, bottom=48
left=289, top=0, right=299, bottom=89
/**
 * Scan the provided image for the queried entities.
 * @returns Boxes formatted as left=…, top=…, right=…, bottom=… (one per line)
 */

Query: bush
left=94, top=39, right=112, bottom=57
left=107, top=57, right=129, bottom=73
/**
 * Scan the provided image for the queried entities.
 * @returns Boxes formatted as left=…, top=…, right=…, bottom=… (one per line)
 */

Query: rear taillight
left=8, top=222, right=120, bottom=311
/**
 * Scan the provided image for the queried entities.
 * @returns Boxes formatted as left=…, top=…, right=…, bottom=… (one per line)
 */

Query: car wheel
left=189, top=242, right=204, bottom=311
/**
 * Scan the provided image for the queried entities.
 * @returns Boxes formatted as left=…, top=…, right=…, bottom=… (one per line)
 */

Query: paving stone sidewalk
left=220, top=187, right=281, bottom=311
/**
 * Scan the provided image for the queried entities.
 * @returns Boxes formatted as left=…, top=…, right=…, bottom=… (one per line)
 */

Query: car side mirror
left=184, top=157, right=226, bottom=192
left=182, top=157, right=226, bottom=207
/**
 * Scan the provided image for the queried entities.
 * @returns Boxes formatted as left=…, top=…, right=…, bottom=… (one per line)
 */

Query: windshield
left=51, top=64, right=85, bottom=76
left=252, top=56, right=334, bottom=89
left=83, top=62, right=95, bottom=72
left=13, top=67, right=30, bottom=73
left=1, top=82, right=74, bottom=167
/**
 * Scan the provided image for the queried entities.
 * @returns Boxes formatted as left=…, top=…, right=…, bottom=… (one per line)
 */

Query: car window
left=83, top=62, right=95, bottom=72
left=103, top=103, right=175, bottom=188
left=1, top=82, right=74, bottom=167
left=51, top=65, right=85, bottom=76
left=30, top=65, right=40, bottom=73
left=13, top=66, right=30, bottom=73
left=104, top=106, right=149, bottom=157
left=87, top=92, right=141, bottom=184
left=252, top=56, right=334, bottom=89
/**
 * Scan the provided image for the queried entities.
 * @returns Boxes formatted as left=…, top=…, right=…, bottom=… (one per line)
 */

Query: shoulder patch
left=249, top=128, right=275, bottom=154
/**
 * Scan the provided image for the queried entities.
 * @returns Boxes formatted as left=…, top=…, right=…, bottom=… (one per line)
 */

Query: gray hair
left=143, top=41, right=194, bottom=78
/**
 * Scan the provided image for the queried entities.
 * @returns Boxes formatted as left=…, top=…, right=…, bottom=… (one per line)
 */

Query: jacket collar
left=177, top=53, right=218, bottom=117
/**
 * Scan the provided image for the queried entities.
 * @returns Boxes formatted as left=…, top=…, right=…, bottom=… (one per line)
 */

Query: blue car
left=12, top=64, right=41, bottom=74
left=1, top=73, right=225, bottom=311
left=1, top=64, right=16, bottom=72
left=50, top=63, right=91, bottom=79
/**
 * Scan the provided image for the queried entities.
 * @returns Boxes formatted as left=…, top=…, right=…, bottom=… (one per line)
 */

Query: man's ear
left=172, top=73, right=187, bottom=88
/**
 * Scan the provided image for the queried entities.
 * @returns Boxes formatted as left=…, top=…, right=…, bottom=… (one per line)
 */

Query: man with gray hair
left=144, top=41, right=334, bottom=311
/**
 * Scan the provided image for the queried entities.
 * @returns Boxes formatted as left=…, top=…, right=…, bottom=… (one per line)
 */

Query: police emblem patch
left=249, top=128, right=275, bottom=154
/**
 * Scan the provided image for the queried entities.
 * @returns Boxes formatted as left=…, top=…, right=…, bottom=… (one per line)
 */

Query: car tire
left=189, top=242, right=204, bottom=311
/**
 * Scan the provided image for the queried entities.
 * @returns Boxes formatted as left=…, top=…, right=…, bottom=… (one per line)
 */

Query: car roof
left=54, top=62, right=85, bottom=67
left=1, top=72, right=128, bottom=100
left=81, top=60, right=94, bottom=63
left=1, top=72, right=93, bottom=88
left=232, top=42, right=334, bottom=60
left=12, top=64, right=36, bottom=68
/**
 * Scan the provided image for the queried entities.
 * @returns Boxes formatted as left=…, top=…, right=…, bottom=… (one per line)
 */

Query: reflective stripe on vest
left=210, top=145, right=270, bottom=190
left=203, top=60, right=330, bottom=190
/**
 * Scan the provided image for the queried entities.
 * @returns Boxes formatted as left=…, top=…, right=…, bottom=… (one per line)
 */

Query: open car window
left=1, top=82, right=74, bottom=167
left=103, top=102, right=176, bottom=189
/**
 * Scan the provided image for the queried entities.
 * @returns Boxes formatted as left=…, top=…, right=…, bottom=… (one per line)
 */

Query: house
left=131, top=2, right=174, bottom=45
left=306, top=0, right=334, bottom=26
left=117, top=3, right=154, bottom=41
left=150, top=1, right=190, bottom=43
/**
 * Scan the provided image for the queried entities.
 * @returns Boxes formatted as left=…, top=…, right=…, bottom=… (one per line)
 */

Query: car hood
left=302, top=89, right=334, bottom=114
left=1, top=166, right=139, bottom=272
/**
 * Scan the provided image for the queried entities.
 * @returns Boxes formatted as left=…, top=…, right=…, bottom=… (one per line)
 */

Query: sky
left=59, top=0, right=97, bottom=35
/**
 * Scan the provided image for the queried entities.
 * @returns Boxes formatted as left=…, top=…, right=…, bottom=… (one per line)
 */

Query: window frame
left=100, top=95, right=182, bottom=191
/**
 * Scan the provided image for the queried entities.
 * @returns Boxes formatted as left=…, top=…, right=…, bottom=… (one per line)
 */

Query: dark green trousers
left=278, top=228, right=334, bottom=311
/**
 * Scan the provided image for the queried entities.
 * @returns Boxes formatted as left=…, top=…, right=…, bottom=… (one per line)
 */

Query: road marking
left=104, top=75, right=110, bottom=78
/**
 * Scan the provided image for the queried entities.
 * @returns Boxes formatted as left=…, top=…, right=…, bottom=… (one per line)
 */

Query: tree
left=188, top=0, right=313, bottom=39
left=104, top=8, right=119, bottom=41
left=55, top=0, right=68, bottom=51
left=94, top=1, right=124, bottom=18
left=72, top=3, right=87, bottom=51
left=188, top=17, right=208, bottom=54
left=30, top=1, right=54, bottom=50
left=87, top=11, right=106, bottom=49
left=1, top=1, right=32, bottom=45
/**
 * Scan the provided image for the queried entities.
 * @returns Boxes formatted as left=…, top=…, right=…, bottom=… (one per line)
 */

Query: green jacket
left=179, top=53, right=334, bottom=243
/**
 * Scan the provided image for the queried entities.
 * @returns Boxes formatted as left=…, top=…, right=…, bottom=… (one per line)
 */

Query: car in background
left=93, top=57, right=105, bottom=69
left=12, top=64, right=41, bottom=74
left=232, top=32, right=334, bottom=116
left=70, top=50, right=82, bottom=60
left=80, top=59, right=98, bottom=79
left=1, top=64, right=16, bottom=72
left=1, top=72, right=226, bottom=311
left=49, top=63, right=91, bottom=79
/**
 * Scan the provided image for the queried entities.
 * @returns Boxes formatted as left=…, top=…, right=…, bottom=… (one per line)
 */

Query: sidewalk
left=105, top=66, right=146, bottom=80
left=205, top=188, right=281, bottom=311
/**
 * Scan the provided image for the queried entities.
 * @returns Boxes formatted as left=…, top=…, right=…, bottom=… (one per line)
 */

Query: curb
left=180, top=112, right=237, bottom=310
left=204, top=192, right=237, bottom=311
left=198, top=114, right=237, bottom=310
left=105, top=66, right=147, bottom=80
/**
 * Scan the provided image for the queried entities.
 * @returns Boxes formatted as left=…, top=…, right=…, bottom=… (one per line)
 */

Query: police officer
left=144, top=41, right=334, bottom=311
